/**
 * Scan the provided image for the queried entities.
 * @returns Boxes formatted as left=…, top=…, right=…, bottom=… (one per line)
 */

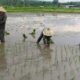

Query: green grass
left=4, top=6, right=80, bottom=13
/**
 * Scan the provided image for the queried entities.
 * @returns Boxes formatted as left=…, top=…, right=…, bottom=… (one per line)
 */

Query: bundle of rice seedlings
left=30, top=29, right=36, bottom=38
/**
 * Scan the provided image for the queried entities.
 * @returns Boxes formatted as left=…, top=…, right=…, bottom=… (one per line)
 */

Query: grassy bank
left=5, top=6, right=80, bottom=13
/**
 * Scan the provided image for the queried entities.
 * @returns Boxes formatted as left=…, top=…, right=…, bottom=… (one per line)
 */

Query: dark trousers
left=43, top=36, right=51, bottom=45
left=37, top=32, right=43, bottom=43
left=37, top=32, right=51, bottom=45
left=0, top=29, right=5, bottom=42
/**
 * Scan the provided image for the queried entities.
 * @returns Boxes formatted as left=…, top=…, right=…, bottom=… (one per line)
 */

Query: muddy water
left=5, top=13, right=80, bottom=45
left=0, top=13, right=80, bottom=80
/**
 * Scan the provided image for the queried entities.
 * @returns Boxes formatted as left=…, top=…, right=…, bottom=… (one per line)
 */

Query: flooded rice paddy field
left=0, top=13, right=80, bottom=80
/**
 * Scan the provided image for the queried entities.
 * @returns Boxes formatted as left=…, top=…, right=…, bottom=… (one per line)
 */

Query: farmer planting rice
left=37, top=27, right=54, bottom=47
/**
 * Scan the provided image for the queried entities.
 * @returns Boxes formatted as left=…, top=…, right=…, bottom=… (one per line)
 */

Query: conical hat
left=43, top=28, right=54, bottom=36
left=0, top=6, right=6, bottom=12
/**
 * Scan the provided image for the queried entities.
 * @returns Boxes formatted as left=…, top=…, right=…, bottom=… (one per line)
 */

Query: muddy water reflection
left=37, top=44, right=52, bottom=62
left=0, top=44, right=6, bottom=71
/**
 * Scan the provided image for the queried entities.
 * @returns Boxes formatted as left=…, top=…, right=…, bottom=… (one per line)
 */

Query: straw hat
left=43, top=28, right=54, bottom=36
left=0, top=6, right=6, bottom=12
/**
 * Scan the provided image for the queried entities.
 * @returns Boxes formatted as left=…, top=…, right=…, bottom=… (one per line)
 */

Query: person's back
left=37, top=27, right=54, bottom=47
left=0, top=6, right=7, bottom=30
left=0, top=12, right=7, bottom=30
left=0, top=6, right=7, bottom=43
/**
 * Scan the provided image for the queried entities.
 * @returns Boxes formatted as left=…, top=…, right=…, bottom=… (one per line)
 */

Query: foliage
left=0, top=0, right=55, bottom=7
left=61, top=2, right=80, bottom=5
left=4, top=6, right=80, bottom=13
left=5, top=31, right=10, bottom=35
left=30, top=29, right=36, bottom=38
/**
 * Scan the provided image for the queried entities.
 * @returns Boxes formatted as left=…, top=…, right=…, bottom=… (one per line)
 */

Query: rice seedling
left=50, top=39, right=54, bottom=44
left=71, top=76, right=75, bottom=80
left=64, top=65, right=66, bottom=70
left=79, top=56, right=80, bottom=62
left=12, top=67, right=16, bottom=77
left=30, top=29, right=36, bottom=35
left=29, top=29, right=36, bottom=38
left=44, top=38, right=54, bottom=47
left=5, top=31, right=10, bottom=35
left=57, top=75, right=60, bottom=80
left=23, top=34, right=27, bottom=39
left=22, top=33, right=27, bottom=42
left=64, top=72, right=67, bottom=76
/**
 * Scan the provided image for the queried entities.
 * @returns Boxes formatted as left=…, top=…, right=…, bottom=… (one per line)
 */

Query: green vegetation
left=30, top=29, right=36, bottom=38
left=4, top=6, right=80, bottom=13
left=1, top=0, right=80, bottom=13
left=5, top=31, right=10, bottom=35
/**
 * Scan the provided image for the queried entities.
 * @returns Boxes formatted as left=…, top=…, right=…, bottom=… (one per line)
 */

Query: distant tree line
left=1, top=0, right=79, bottom=7
left=61, top=2, right=80, bottom=6
left=0, top=0, right=59, bottom=7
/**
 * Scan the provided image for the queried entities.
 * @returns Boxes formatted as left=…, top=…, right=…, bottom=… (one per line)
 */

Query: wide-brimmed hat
left=0, top=6, right=6, bottom=12
left=43, top=28, right=54, bottom=36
